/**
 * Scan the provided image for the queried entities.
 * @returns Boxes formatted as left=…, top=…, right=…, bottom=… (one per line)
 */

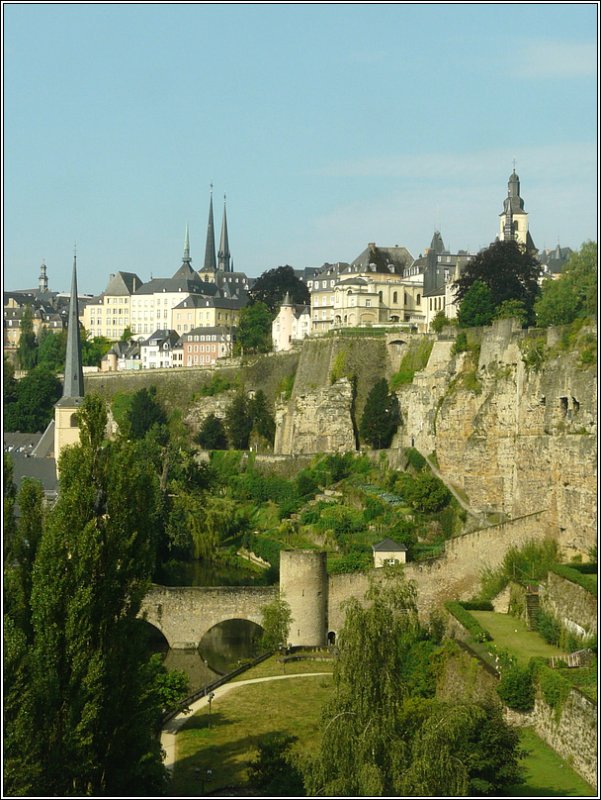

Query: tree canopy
left=359, top=378, right=400, bottom=449
left=3, top=394, right=188, bottom=796
left=3, top=365, right=62, bottom=433
left=454, top=240, right=541, bottom=326
left=236, top=301, right=274, bottom=354
left=305, top=571, right=523, bottom=797
left=248, top=265, right=310, bottom=313
left=535, top=241, right=597, bottom=327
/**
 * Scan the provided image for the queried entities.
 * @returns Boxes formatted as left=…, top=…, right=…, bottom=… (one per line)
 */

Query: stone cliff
left=274, top=320, right=597, bottom=557
left=400, top=319, right=597, bottom=558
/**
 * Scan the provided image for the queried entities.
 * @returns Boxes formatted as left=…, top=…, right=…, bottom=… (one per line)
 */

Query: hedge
left=445, top=601, right=493, bottom=642
left=550, top=564, right=597, bottom=596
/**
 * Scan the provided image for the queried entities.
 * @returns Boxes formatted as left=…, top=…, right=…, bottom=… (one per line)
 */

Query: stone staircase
left=525, top=588, right=540, bottom=630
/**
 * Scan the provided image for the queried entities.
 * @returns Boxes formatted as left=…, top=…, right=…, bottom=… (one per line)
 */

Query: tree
left=195, top=413, right=228, bottom=450
left=249, top=389, right=276, bottom=447
left=127, top=385, right=167, bottom=440
left=3, top=365, right=62, bottom=433
left=248, top=733, right=305, bottom=796
left=236, top=301, right=273, bottom=354
left=17, top=305, right=38, bottom=371
left=456, top=280, right=496, bottom=328
left=37, top=328, right=67, bottom=372
left=3, top=357, right=18, bottom=405
left=120, top=325, right=134, bottom=342
left=249, top=265, right=310, bottom=313
left=305, top=572, right=522, bottom=797
left=260, top=596, right=292, bottom=651
left=3, top=394, right=170, bottom=796
left=306, top=572, right=420, bottom=796
left=225, top=391, right=253, bottom=449
left=454, top=239, right=541, bottom=325
left=359, top=378, right=400, bottom=449
left=494, top=298, right=528, bottom=327
left=404, top=472, right=451, bottom=513
left=81, top=330, right=112, bottom=367
left=535, top=241, right=598, bottom=327
left=430, top=310, right=451, bottom=333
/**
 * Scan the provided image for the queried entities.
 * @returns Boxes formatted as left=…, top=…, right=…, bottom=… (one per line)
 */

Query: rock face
left=275, top=378, right=357, bottom=455
left=400, top=319, right=597, bottom=558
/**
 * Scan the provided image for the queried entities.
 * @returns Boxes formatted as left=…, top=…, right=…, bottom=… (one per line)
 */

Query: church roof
left=61, top=256, right=84, bottom=403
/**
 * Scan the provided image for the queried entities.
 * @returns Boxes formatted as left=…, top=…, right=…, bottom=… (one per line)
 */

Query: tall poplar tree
left=4, top=395, right=169, bottom=796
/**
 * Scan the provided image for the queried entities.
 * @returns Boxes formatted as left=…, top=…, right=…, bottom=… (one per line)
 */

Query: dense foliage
left=248, top=265, right=310, bottom=312
left=236, top=301, right=274, bottom=354
left=305, top=573, right=522, bottom=796
left=453, top=240, right=541, bottom=326
left=3, top=395, right=189, bottom=796
left=3, top=364, right=62, bottom=432
left=535, top=241, right=597, bottom=327
left=359, top=378, right=400, bottom=449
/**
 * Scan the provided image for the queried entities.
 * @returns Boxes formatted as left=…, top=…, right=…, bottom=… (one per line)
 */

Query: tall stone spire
left=183, top=224, right=192, bottom=265
left=218, top=194, right=231, bottom=272
left=203, top=186, right=217, bottom=272
left=61, top=251, right=84, bottom=401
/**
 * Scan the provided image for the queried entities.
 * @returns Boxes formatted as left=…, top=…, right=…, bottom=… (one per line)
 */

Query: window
left=416, top=294, right=421, bottom=305
left=393, top=291, right=398, bottom=304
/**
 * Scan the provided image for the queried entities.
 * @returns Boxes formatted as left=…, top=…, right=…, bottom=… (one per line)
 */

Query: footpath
left=161, top=672, right=330, bottom=773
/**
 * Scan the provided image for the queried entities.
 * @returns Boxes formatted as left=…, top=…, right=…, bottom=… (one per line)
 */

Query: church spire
left=39, top=260, right=48, bottom=292
left=218, top=194, right=231, bottom=272
left=203, top=186, right=217, bottom=272
left=62, top=250, right=84, bottom=401
left=183, top=223, right=191, bottom=265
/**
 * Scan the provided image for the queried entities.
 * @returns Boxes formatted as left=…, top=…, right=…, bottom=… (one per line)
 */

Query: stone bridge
left=140, top=585, right=277, bottom=649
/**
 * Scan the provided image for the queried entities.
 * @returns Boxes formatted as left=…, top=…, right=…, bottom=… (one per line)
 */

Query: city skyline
left=4, top=3, right=598, bottom=295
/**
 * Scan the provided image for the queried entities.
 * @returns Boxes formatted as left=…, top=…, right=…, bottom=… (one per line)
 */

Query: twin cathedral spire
left=203, top=186, right=232, bottom=273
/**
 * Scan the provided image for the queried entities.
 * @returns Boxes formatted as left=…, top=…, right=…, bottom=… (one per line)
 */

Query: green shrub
left=535, top=662, right=572, bottom=716
left=445, top=601, right=492, bottom=642
left=198, top=373, right=233, bottom=396
left=248, top=535, right=285, bottom=571
left=460, top=600, right=494, bottom=611
left=451, top=331, right=469, bottom=355
left=549, top=564, right=597, bottom=596
left=404, top=447, right=427, bottom=472
left=534, top=609, right=561, bottom=646
left=497, top=663, right=535, bottom=712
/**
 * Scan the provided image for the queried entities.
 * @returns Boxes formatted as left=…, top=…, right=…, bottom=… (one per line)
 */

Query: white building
left=272, top=294, right=311, bottom=352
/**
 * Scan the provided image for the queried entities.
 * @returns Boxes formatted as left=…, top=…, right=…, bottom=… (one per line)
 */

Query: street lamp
left=207, top=691, right=215, bottom=728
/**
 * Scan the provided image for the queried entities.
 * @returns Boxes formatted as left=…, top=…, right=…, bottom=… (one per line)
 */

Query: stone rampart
left=540, top=571, right=597, bottom=637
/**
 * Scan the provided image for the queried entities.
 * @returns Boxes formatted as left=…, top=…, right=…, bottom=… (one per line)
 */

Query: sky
left=3, top=2, right=599, bottom=296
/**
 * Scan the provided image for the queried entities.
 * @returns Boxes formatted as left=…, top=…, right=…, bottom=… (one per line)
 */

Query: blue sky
left=3, top=3, right=598, bottom=295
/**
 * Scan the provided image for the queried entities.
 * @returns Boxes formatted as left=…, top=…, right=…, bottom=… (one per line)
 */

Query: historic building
left=309, top=244, right=423, bottom=334
left=181, top=326, right=235, bottom=366
left=82, top=270, right=144, bottom=340
left=272, top=293, right=311, bottom=352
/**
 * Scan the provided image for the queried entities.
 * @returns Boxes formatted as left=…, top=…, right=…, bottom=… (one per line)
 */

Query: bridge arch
left=139, top=584, right=278, bottom=650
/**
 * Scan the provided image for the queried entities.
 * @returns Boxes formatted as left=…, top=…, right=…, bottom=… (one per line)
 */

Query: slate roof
left=105, top=271, right=143, bottom=295
left=372, top=538, right=408, bottom=552
left=172, top=294, right=245, bottom=311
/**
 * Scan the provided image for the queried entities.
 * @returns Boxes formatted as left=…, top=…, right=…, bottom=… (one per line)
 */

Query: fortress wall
left=540, top=571, right=597, bottom=636
left=280, top=550, right=328, bottom=647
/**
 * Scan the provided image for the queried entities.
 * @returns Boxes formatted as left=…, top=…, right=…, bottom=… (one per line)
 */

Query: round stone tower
left=280, top=550, right=327, bottom=648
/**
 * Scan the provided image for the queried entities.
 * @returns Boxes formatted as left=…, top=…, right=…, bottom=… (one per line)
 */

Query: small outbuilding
left=372, top=538, right=408, bottom=568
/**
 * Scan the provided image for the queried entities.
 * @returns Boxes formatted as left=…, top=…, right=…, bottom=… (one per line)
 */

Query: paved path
left=161, top=672, right=330, bottom=772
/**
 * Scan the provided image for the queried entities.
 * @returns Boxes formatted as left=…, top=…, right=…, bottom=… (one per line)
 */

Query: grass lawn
left=506, top=727, right=596, bottom=797
left=471, top=611, right=566, bottom=665
left=171, top=673, right=333, bottom=796
left=231, top=652, right=335, bottom=682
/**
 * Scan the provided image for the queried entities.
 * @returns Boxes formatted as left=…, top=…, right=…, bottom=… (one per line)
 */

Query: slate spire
left=183, top=223, right=191, bottom=265
left=62, top=250, right=84, bottom=401
left=218, top=194, right=231, bottom=273
left=203, top=186, right=217, bottom=272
